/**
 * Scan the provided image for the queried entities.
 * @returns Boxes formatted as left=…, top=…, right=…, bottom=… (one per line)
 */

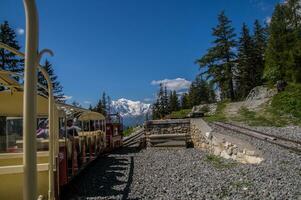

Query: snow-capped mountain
left=110, top=98, right=151, bottom=126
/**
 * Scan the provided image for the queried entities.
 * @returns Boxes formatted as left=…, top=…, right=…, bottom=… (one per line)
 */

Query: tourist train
left=0, top=69, right=123, bottom=199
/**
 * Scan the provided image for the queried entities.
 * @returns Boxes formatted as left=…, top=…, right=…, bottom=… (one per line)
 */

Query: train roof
left=78, top=111, right=105, bottom=121
left=0, top=71, right=89, bottom=117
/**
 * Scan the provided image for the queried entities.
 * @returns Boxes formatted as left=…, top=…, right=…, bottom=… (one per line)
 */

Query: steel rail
left=123, top=129, right=145, bottom=146
left=213, top=122, right=301, bottom=155
left=222, top=122, right=301, bottom=145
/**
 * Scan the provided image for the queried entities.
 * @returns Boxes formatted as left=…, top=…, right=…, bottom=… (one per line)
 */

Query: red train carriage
left=106, top=113, right=123, bottom=149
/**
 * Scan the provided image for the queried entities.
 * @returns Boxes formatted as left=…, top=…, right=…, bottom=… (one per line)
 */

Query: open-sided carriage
left=0, top=69, right=124, bottom=199
left=61, top=111, right=106, bottom=181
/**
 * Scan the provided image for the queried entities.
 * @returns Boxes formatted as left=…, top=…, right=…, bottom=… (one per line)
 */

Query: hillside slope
left=196, top=84, right=301, bottom=126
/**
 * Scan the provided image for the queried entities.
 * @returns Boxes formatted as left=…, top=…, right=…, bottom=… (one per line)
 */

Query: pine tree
left=168, top=90, right=179, bottom=112
left=188, top=76, right=215, bottom=106
left=152, top=84, right=173, bottom=119
left=0, top=21, right=23, bottom=72
left=163, top=86, right=169, bottom=115
left=95, top=98, right=104, bottom=114
left=157, top=83, right=165, bottom=118
left=180, top=93, right=190, bottom=109
left=253, top=20, right=267, bottom=84
left=264, top=1, right=301, bottom=83
left=197, top=11, right=237, bottom=101
left=152, top=100, right=160, bottom=120
left=286, top=0, right=301, bottom=82
left=264, top=4, right=288, bottom=83
left=236, top=23, right=256, bottom=99
left=38, top=59, right=64, bottom=101
left=107, top=95, right=112, bottom=114
left=88, top=104, right=93, bottom=111
left=101, top=92, right=107, bottom=116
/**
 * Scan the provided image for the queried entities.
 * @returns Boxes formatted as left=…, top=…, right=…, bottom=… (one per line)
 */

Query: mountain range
left=110, top=98, right=151, bottom=127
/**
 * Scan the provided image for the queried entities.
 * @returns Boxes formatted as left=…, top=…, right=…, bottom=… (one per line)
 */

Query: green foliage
left=205, top=154, right=237, bottom=169
left=234, top=107, right=281, bottom=126
left=168, top=90, right=179, bottom=113
left=197, top=11, right=236, bottom=101
left=180, top=93, right=190, bottom=109
left=123, top=127, right=135, bottom=137
left=232, top=84, right=301, bottom=126
left=236, top=21, right=267, bottom=99
left=38, top=59, right=64, bottom=101
left=0, top=21, right=23, bottom=73
left=270, top=83, right=301, bottom=120
left=188, top=75, right=216, bottom=107
left=94, top=92, right=111, bottom=116
left=253, top=20, right=267, bottom=84
left=264, top=1, right=301, bottom=83
left=168, top=109, right=191, bottom=119
left=152, top=83, right=170, bottom=119
left=204, top=101, right=227, bottom=122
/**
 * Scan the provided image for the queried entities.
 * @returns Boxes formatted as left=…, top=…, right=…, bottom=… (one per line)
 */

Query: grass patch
left=204, top=101, right=228, bottom=122
left=205, top=154, right=237, bottom=169
left=123, top=127, right=135, bottom=137
left=231, top=180, right=253, bottom=189
left=168, top=109, right=191, bottom=119
left=231, top=83, right=301, bottom=126
left=269, top=83, right=301, bottom=125
left=232, top=107, right=284, bottom=126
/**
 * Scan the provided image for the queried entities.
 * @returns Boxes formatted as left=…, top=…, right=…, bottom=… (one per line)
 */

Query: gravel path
left=230, top=122, right=301, bottom=141
left=62, top=143, right=301, bottom=199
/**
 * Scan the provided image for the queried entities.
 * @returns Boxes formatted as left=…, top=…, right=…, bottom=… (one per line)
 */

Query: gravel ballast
left=231, top=122, right=301, bottom=141
left=63, top=130, right=301, bottom=200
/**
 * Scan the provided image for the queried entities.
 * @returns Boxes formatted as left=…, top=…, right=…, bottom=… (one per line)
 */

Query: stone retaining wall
left=144, top=119, right=190, bottom=135
left=190, top=118, right=263, bottom=164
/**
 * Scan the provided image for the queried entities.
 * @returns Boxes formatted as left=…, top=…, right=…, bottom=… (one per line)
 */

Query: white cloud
left=265, top=16, right=272, bottom=25
left=151, top=78, right=191, bottom=91
left=62, top=95, right=72, bottom=100
left=16, top=28, right=24, bottom=35
left=84, top=100, right=92, bottom=104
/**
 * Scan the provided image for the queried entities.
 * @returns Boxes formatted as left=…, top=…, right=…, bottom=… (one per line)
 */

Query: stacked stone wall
left=145, top=119, right=190, bottom=135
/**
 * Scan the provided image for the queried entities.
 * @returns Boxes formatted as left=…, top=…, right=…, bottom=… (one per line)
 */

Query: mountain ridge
left=110, top=98, right=151, bottom=126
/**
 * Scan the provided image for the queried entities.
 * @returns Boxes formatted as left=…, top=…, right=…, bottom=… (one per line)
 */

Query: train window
left=1, top=117, right=50, bottom=153
left=114, top=127, right=118, bottom=136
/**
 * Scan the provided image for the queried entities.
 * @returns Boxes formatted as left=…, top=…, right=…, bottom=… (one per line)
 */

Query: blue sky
left=0, top=0, right=280, bottom=106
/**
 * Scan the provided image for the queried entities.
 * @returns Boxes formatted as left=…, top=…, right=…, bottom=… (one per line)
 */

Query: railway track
left=213, top=122, right=301, bottom=154
left=123, top=128, right=145, bottom=147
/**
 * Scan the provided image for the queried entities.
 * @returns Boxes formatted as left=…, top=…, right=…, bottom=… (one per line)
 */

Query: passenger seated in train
left=36, top=120, right=49, bottom=139
left=60, top=119, right=81, bottom=138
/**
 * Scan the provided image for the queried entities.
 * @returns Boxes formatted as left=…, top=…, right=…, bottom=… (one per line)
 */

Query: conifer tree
left=95, top=98, right=104, bottom=114
left=197, top=11, right=237, bottom=100
left=107, top=95, right=112, bottom=114
left=152, top=100, right=160, bottom=120
left=253, top=20, right=267, bottom=84
left=38, top=59, right=64, bottom=101
left=163, top=86, right=169, bottom=115
left=168, top=90, right=179, bottom=112
left=264, top=1, right=301, bottom=83
left=101, top=92, right=107, bottom=115
left=188, top=76, right=215, bottom=106
left=264, top=4, right=289, bottom=83
left=180, top=93, right=190, bottom=109
left=236, top=23, right=256, bottom=99
left=0, top=21, right=23, bottom=72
